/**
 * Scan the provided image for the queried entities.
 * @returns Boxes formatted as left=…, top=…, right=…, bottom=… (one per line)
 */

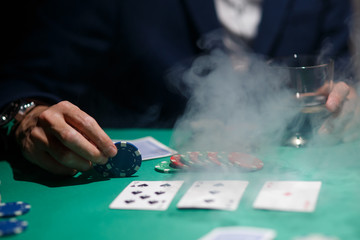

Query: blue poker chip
left=93, top=141, right=142, bottom=178
left=0, top=218, right=28, bottom=236
left=0, top=202, right=31, bottom=218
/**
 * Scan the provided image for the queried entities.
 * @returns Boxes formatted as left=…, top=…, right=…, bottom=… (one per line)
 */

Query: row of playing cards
left=110, top=180, right=322, bottom=212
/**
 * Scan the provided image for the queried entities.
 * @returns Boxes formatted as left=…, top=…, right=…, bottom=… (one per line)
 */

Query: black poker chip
left=93, top=141, right=142, bottom=177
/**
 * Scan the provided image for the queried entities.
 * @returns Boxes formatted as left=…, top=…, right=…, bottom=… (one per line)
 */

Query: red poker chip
left=206, top=152, right=222, bottom=166
left=227, top=152, right=264, bottom=171
left=170, top=154, right=189, bottom=169
left=189, top=151, right=215, bottom=167
left=188, top=152, right=201, bottom=163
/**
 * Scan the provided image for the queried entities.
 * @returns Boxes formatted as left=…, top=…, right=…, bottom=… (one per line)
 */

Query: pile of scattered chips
left=0, top=201, right=31, bottom=236
left=94, top=141, right=142, bottom=178
left=155, top=151, right=264, bottom=173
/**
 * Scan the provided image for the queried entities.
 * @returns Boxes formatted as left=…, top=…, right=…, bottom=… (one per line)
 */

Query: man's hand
left=15, top=101, right=117, bottom=175
left=319, top=81, right=360, bottom=143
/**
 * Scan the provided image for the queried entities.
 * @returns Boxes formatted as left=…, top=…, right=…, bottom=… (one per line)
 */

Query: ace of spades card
left=110, top=181, right=184, bottom=210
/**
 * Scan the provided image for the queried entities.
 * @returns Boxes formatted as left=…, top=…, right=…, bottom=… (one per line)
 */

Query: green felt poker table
left=1, top=128, right=360, bottom=239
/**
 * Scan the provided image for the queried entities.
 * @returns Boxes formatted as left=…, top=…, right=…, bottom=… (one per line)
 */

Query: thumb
left=326, top=82, right=350, bottom=112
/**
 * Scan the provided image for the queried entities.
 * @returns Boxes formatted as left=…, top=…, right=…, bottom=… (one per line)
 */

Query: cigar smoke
left=166, top=18, right=360, bottom=179
left=169, top=32, right=299, bottom=155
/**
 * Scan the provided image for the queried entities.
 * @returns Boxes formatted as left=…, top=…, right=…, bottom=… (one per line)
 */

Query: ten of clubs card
left=110, top=181, right=184, bottom=211
left=253, top=181, right=322, bottom=212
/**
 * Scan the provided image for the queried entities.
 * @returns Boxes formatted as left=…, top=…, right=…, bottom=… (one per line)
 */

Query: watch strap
left=0, top=99, right=43, bottom=137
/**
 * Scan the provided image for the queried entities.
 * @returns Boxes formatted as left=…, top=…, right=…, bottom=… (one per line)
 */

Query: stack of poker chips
left=155, top=151, right=264, bottom=173
left=0, top=201, right=31, bottom=236
left=93, top=141, right=142, bottom=178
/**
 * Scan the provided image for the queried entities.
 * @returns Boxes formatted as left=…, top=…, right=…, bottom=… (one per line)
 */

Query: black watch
left=0, top=99, right=38, bottom=137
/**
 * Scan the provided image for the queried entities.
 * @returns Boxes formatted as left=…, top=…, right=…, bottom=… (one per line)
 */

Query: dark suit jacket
left=0, top=0, right=352, bottom=128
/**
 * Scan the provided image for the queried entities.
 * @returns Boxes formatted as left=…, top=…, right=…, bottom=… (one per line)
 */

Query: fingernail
left=98, top=155, right=109, bottom=165
left=110, top=144, right=118, bottom=156
left=326, top=98, right=338, bottom=112
left=106, top=144, right=118, bottom=157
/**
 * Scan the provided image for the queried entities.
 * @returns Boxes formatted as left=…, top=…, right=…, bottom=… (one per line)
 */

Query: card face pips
left=177, top=180, right=249, bottom=211
left=253, top=181, right=322, bottom=212
left=110, top=181, right=184, bottom=210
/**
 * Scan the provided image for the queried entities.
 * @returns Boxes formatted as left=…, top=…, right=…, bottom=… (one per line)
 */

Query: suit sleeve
left=0, top=0, right=119, bottom=108
left=320, top=0, right=353, bottom=79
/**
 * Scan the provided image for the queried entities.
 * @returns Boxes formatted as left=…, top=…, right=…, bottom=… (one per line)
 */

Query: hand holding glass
left=269, top=55, right=334, bottom=147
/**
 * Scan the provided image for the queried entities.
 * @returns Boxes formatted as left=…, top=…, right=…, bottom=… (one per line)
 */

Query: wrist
left=0, top=99, right=48, bottom=138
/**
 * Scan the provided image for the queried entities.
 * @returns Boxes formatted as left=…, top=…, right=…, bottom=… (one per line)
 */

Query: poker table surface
left=1, top=128, right=360, bottom=240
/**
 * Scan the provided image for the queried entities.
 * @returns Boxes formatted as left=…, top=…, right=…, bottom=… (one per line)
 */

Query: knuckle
left=54, top=101, right=80, bottom=113
left=81, top=115, right=97, bottom=129
left=27, top=128, right=48, bottom=149
left=58, top=128, right=77, bottom=143
left=57, top=100, right=73, bottom=109
left=57, top=152, right=91, bottom=171
left=57, top=151, right=73, bottom=164
left=29, top=127, right=42, bottom=141
left=88, top=149, right=103, bottom=161
left=336, top=82, right=350, bottom=94
left=38, top=109, right=52, bottom=123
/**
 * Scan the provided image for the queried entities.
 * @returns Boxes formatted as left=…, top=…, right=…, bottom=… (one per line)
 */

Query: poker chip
left=216, top=152, right=236, bottom=167
left=192, top=151, right=213, bottom=165
left=178, top=153, right=194, bottom=166
left=0, top=202, right=31, bottom=218
left=179, top=152, right=209, bottom=168
left=155, top=151, right=264, bottom=174
left=93, top=141, right=142, bottom=178
left=170, top=154, right=188, bottom=169
left=155, top=161, right=180, bottom=173
left=227, top=152, right=264, bottom=171
left=206, top=152, right=222, bottom=166
left=181, top=152, right=221, bottom=168
left=207, top=151, right=236, bottom=167
left=0, top=218, right=28, bottom=236
left=188, top=151, right=202, bottom=163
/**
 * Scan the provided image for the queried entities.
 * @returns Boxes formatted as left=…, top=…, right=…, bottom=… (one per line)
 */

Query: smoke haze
left=169, top=34, right=300, bottom=155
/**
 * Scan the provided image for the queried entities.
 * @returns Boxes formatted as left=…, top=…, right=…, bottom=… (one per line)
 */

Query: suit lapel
left=252, top=0, right=293, bottom=56
left=182, top=0, right=293, bottom=56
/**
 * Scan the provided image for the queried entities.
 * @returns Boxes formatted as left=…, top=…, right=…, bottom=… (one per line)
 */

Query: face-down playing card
left=110, top=181, right=184, bottom=210
left=199, top=226, right=276, bottom=240
left=177, top=180, right=249, bottom=211
left=253, top=181, right=322, bottom=212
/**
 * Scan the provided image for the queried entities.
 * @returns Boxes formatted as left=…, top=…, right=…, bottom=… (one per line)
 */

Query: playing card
left=113, top=136, right=177, bottom=160
left=199, top=226, right=276, bottom=240
left=253, top=181, right=322, bottom=212
left=110, top=181, right=184, bottom=210
left=177, top=180, right=249, bottom=211
left=293, top=234, right=340, bottom=240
